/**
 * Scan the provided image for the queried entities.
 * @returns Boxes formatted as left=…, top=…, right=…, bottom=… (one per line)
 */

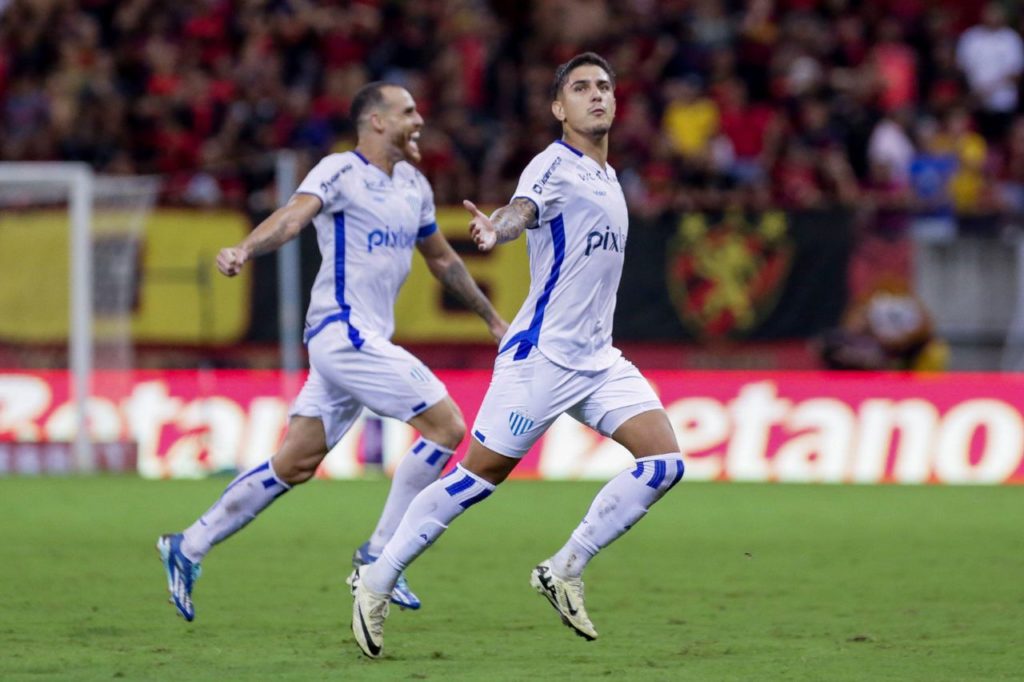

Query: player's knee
left=272, top=452, right=323, bottom=486
left=272, top=444, right=323, bottom=485
left=423, top=414, right=465, bottom=450
left=273, top=416, right=328, bottom=485
left=445, top=413, right=467, bottom=449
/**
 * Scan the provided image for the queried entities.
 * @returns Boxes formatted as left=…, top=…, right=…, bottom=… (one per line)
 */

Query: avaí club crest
left=508, top=411, right=535, bottom=437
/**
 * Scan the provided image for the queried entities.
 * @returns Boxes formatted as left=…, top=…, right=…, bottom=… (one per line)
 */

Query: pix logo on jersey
left=508, top=411, right=535, bottom=436
left=585, top=225, right=627, bottom=256
left=367, top=227, right=418, bottom=252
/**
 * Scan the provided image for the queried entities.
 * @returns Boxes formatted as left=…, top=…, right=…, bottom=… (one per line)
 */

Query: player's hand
left=216, top=246, right=249, bottom=277
left=464, top=199, right=496, bottom=251
left=488, top=317, right=509, bottom=345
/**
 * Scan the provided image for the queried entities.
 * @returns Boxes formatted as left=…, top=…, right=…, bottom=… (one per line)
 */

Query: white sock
left=363, top=464, right=494, bottom=594
left=550, top=453, right=685, bottom=579
left=365, top=437, right=454, bottom=556
left=180, top=460, right=292, bottom=562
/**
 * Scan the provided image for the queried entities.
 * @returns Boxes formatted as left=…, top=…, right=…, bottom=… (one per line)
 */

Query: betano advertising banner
left=1, top=369, right=1023, bottom=484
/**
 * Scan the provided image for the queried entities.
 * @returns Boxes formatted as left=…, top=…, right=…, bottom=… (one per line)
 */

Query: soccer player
left=157, top=82, right=507, bottom=622
left=348, top=53, right=685, bottom=658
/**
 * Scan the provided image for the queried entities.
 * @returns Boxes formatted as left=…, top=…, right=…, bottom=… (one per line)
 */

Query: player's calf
left=558, top=452, right=684, bottom=573
left=409, top=397, right=466, bottom=451
left=362, top=464, right=496, bottom=597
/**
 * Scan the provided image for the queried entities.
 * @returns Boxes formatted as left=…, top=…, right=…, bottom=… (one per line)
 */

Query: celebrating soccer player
left=349, top=53, right=686, bottom=658
left=157, top=82, right=507, bottom=622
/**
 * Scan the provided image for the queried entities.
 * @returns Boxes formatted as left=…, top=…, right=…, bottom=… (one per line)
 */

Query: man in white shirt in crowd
left=957, top=2, right=1024, bottom=142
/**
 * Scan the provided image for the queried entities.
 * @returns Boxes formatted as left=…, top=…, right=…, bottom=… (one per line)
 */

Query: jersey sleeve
left=512, top=150, right=567, bottom=227
left=415, top=171, right=438, bottom=239
left=295, top=154, right=352, bottom=214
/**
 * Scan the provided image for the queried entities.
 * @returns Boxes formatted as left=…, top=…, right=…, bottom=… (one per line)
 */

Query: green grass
left=1, top=477, right=1022, bottom=681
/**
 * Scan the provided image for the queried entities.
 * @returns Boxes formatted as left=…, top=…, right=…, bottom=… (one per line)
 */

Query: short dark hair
left=350, top=81, right=392, bottom=130
left=550, top=52, right=616, bottom=100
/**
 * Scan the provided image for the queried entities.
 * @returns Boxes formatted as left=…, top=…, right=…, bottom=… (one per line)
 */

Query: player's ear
left=369, top=109, right=386, bottom=133
left=551, top=99, right=565, bottom=122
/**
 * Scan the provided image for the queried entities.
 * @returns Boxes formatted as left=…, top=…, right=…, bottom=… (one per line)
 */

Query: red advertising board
left=2, top=369, right=1023, bottom=484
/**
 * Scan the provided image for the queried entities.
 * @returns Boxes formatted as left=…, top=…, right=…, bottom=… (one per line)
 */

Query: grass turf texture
left=1, top=477, right=1021, bottom=681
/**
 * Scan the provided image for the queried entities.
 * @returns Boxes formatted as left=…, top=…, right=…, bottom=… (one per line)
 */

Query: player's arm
left=463, top=197, right=538, bottom=252
left=416, top=231, right=509, bottom=343
left=216, top=193, right=322, bottom=277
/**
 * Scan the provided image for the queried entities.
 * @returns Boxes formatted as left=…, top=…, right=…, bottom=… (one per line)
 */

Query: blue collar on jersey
left=555, top=139, right=584, bottom=157
left=353, top=150, right=371, bottom=165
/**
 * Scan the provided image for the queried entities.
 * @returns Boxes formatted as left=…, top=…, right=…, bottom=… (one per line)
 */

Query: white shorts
left=290, top=331, right=447, bottom=447
left=471, top=350, right=662, bottom=458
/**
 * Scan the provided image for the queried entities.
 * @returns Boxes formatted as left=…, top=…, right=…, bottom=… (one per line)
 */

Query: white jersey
left=957, top=26, right=1024, bottom=112
left=296, top=151, right=437, bottom=348
left=501, top=140, right=628, bottom=371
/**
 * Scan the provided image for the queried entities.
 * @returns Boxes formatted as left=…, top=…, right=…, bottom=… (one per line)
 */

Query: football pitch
left=1, top=476, right=1021, bottom=681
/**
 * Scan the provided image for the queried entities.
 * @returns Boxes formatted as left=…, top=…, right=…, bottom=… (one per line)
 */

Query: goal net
left=0, top=163, right=159, bottom=469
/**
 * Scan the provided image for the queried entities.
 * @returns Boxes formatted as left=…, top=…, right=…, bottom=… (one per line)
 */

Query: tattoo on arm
left=490, top=197, right=538, bottom=244
left=440, top=259, right=499, bottom=324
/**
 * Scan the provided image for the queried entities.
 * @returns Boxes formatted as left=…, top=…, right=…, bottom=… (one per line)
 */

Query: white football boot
left=529, top=560, right=598, bottom=641
left=348, top=565, right=391, bottom=658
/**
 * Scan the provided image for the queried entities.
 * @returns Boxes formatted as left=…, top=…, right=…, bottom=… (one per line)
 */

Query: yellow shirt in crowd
left=663, top=98, right=719, bottom=157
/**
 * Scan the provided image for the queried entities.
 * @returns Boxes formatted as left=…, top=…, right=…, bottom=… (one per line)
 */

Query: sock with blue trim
left=362, top=463, right=494, bottom=594
left=549, top=453, right=685, bottom=579
left=180, top=459, right=292, bottom=562
left=366, top=437, right=455, bottom=557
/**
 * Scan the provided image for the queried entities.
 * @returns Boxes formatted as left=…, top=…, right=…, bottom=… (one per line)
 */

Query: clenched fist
left=216, top=246, right=249, bottom=276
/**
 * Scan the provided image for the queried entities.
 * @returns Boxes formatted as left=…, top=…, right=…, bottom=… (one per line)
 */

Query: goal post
left=0, top=156, right=306, bottom=475
left=0, top=162, right=95, bottom=469
left=0, top=163, right=160, bottom=472
left=275, top=150, right=303, bottom=381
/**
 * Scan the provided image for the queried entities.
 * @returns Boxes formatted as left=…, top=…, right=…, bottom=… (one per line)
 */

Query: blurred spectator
left=0, top=0, right=1017, bottom=219
left=867, top=108, right=915, bottom=188
left=795, top=97, right=841, bottom=150
left=870, top=18, right=916, bottom=113
left=864, top=108, right=915, bottom=247
left=715, top=77, right=779, bottom=186
left=908, top=118, right=957, bottom=241
left=956, top=2, right=1024, bottom=143
left=662, top=76, right=719, bottom=160
left=735, top=0, right=779, bottom=100
left=996, top=115, right=1024, bottom=213
left=936, top=107, right=989, bottom=214
left=692, top=0, right=733, bottom=51
left=772, top=141, right=824, bottom=208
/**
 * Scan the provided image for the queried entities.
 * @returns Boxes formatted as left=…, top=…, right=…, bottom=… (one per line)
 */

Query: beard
left=570, top=118, right=612, bottom=138
left=403, top=137, right=422, bottom=163
left=393, top=130, right=422, bottom=164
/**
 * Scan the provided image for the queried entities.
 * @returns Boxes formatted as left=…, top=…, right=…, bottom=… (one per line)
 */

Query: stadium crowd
left=2, top=0, right=1023, bottom=221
